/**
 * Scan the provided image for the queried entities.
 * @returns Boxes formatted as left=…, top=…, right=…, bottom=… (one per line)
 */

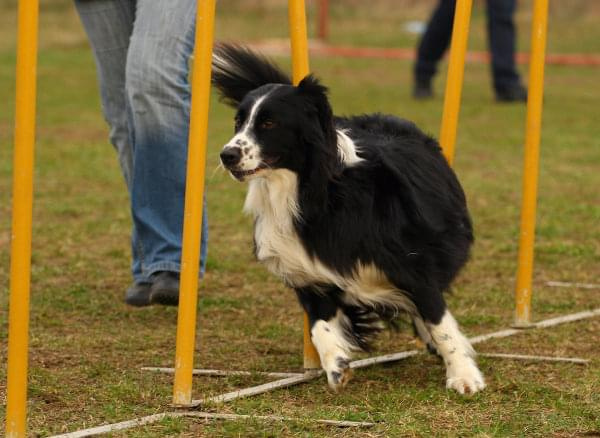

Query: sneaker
left=496, top=83, right=527, bottom=102
left=124, top=281, right=153, bottom=307
left=149, top=271, right=180, bottom=306
left=413, top=79, right=433, bottom=99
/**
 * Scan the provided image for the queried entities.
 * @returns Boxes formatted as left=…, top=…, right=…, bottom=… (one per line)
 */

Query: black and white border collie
left=212, top=44, right=485, bottom=395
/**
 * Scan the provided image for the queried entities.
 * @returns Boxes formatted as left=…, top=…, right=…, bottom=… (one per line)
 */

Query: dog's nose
left=220, top=147, right=242, bottom=167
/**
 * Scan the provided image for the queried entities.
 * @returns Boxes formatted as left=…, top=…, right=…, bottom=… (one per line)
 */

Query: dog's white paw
left=446, top=360, right=486, bottom=395
left=325, top=356, right=353, bottom=392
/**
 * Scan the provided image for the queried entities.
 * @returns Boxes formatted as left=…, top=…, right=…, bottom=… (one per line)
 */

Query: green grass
left=1, top=1, right=600, bottom=437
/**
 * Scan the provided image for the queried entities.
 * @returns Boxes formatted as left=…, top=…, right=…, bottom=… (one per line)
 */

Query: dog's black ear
left=296, top=75, right=341, bottom=219
left=297, top=75, right=337, bottom=145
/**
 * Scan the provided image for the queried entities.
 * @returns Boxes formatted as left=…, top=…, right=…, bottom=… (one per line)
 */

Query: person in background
left=414, top=0, right=527, bottom=102
left=75, top=0, right=208, bottom=306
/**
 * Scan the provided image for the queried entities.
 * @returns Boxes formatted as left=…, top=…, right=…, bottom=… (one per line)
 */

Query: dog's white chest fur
left=244, top=169, right=322, bottom=287
left=243, top=169, right=414, bottom=313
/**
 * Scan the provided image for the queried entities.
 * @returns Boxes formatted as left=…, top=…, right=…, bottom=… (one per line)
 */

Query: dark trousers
left=415, top=0, right=520, bottom=92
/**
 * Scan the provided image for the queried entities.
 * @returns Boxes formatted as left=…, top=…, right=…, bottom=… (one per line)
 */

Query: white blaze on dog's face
left=219, top=84, right=293, bottom=182
left=220, top=94, right=268, bottom=181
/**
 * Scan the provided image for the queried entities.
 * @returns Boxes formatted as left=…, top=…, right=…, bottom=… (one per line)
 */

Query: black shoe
left=125, top=281, right=153, bottom=307
left=149, top=271, right=180, bottom=306
left=413, top=79, right=433, bottom=99
left=496, top=83, right=527, bottom=102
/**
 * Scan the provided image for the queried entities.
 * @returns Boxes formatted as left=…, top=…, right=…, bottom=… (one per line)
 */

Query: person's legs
left=126, top=0, right=208, bottom=297
left=414, top=0, right=456, bottom=96
left=76, top=0, right=209, bottom=306
left=486, top=0, right=526, bottom=100
left=75, top=0, right=152, bottom=304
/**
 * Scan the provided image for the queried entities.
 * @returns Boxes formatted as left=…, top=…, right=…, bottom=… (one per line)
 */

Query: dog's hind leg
left=411, top=290, right=485, bottom=394
left=295, top=286, right=355, bottom=391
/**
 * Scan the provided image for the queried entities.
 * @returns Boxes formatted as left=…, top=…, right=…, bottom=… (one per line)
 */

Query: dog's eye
left=259, top=120, right=276, bottom=130
left=234, top=117, right=242, bottom=131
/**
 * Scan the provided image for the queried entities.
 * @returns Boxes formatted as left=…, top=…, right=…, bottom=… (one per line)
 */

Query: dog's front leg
left=310, top=316, right=353, bottom=391
left=427, top=309, right=486, bottom=394
left=410, top=290, right=485, bottom=394
left=295, top=286, right=354, bottom=391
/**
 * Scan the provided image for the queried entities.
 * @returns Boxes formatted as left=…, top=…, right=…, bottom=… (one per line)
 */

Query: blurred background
left=1, top=0, right=600, bottom=53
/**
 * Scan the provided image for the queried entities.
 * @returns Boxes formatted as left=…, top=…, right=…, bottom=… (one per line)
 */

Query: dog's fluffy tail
left=212, top=44, right=292, bottom=107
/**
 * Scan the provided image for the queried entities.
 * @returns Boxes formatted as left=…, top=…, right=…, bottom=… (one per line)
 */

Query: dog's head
left=219, top=75, right=339, bottom=183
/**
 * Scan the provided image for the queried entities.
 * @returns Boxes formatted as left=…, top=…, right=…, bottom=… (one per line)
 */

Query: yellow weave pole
left=514, top=0, right=549, bottom=327
left=5, top=0, right=40, bottom=436
left=288, top=0, right=321, bottom=370
left=439, top=0, right=472, bottom=165
left=172, top=0, right=216, bottom=406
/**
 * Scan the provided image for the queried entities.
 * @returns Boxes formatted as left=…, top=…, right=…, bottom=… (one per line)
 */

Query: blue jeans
left=75, top=0, right=208, bottom=282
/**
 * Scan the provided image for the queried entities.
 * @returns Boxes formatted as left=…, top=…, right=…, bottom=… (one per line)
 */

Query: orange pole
left=514, top=0, right=548, bottom=327
left=5, top=0, right=39, bottom=436
left=289, top=0, right=310, bottom=82
left=288, top=0, right=321, bottom=370
left=439, top=0, right=472, bottom=165
left=172, top=0, right=216, bottom=406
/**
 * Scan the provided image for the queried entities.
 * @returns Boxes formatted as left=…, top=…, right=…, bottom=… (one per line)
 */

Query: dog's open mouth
left=231, top=166, right=266, bottom=179
left=230, top=158, right=278, bottom=180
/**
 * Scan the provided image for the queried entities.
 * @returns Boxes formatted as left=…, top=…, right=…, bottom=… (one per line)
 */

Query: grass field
left=1, top=0, right=600, bottom=436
